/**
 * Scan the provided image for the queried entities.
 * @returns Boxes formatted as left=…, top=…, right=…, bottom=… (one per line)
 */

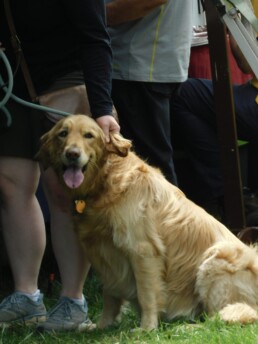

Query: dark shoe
left=246, top=210, right=258, bottom=227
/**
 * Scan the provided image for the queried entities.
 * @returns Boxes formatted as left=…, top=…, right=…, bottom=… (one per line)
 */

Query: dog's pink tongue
left=63, top=167, right=84, bottom=189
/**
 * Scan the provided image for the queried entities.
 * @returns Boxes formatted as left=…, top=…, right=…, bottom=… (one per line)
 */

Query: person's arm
left=62, top=0, right=120, bottom=141
left=106, top=0, right=167, bottom=26
left=229, top=33, right=253, bottom=74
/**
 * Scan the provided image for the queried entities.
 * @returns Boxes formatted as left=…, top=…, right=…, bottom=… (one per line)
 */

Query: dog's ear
left=106, top=133, right=132, bottom=157
left=35, top=131, right=52, bottom=170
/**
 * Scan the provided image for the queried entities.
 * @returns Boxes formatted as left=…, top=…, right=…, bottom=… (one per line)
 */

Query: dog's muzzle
left=62, top=146, right=87, bottom=189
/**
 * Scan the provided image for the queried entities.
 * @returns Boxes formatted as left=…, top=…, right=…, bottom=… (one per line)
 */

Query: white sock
left=69, top=294, right=85, bottom=306
left=16, top=289, right=41, bottom=302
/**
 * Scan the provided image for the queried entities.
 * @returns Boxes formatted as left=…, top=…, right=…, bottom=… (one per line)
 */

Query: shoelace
left=1, top=294, right=20, bottom=307
left=0, top=295, right=14, bottom=310
left=0, top=293, right=24, bottom=315
left=47, top=299, right=72, bottom=319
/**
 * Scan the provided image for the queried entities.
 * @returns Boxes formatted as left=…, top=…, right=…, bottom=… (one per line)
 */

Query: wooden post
left=204, top=0, right=245, bottom=231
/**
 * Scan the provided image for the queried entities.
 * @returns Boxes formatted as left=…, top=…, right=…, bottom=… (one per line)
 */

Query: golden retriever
left=37, top=114, right=258, bottom=329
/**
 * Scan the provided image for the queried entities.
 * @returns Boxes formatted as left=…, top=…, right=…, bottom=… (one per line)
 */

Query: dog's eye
left=58, top=130, right=68, bottom=138
left=84, top=132, right=94, bottom=139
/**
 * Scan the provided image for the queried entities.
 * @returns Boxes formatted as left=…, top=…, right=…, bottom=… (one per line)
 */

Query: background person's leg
left=171, top=78, right=223, bottom=203
left=112, top=80, right=178, bottom=185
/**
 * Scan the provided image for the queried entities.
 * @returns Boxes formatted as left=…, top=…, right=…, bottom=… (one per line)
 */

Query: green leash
left=0, top=48, right=71, bottom=129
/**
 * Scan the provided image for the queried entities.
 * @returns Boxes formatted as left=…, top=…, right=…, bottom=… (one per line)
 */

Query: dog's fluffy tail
left=219, top=303, right=258, bottom=324
left=196, top=242, right=258, bottom=324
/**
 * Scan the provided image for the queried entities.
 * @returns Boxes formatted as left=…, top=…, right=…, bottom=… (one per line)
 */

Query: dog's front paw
left=140, top=315, right=159, bottom=331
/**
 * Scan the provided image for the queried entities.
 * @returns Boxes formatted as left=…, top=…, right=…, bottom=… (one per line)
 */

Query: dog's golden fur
left=38, top=115, right=258, bottom=329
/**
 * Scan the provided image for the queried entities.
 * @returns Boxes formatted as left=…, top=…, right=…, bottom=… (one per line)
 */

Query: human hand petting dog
left=96, top=115, right=120, bottom=143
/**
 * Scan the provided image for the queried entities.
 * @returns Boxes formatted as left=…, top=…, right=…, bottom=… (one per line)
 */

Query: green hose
left=0, top=49, right=71, bottom=128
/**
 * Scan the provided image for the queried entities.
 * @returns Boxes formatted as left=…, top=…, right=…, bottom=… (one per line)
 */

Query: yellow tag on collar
left=75, top=200, right=86, bottom=214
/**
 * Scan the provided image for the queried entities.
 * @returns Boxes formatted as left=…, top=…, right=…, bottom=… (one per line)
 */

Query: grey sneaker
left=0, top=292, right=46, bottom=327
left=37, top=296, right=96, bottom=332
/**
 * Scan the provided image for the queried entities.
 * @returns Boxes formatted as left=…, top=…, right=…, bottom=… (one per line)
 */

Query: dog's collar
left=74, top=199, right=87, bottom=214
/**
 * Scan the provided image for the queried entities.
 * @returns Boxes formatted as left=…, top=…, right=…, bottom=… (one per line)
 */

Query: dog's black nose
left=65, top=147, right=81, bottom=161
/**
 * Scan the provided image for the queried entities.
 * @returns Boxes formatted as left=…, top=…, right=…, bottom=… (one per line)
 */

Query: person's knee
left=0, top=174, right=12, bottom=206
left=44, top=183, right=71, bottom=213
left=0, top=176, right=26, bottom=208
left=41, top=167, right=71, bottom=211
left=175, top=78, right=198, bottom=100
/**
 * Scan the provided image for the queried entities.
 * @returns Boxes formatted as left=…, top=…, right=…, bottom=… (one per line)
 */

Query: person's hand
left=95, top=115, right=120, bottom=143
left=0, top=42, right=5, bottom=51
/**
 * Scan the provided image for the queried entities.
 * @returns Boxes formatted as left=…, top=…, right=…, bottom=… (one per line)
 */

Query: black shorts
left=0, top=98, right=48, bottom=160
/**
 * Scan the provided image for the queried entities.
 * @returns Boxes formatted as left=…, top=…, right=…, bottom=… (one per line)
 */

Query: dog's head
left=36, top=114, right=132, bottom=189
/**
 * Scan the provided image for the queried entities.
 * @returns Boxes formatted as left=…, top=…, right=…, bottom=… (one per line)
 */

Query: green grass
left=1, top=274, right=258, bottom=344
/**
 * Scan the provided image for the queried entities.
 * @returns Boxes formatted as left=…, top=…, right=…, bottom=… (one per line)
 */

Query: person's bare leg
left=0, top=157, right=46, bottom=293
left=41, top=168, right=91, bottom=299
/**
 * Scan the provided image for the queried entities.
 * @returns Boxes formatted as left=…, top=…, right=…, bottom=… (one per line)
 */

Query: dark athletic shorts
left=0, top=98, right=49, bottom=160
